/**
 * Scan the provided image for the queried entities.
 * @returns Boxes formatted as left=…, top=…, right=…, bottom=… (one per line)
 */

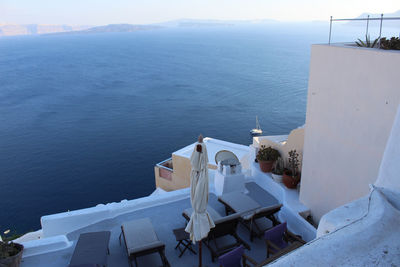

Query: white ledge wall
left=300, top=44, right=400, bottom=221
left=40, top=187, right=190, bottom=237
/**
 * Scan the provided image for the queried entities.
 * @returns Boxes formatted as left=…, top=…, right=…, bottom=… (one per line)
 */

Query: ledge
left=314, top=43, right=400, bottom=54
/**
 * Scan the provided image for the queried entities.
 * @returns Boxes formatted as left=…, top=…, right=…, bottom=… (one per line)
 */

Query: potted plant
left=283, top=150, right=301, bottom=189
left=271, top=157, right=284, bottom=182
left=0, top=241, right=24, bottom=267
left=380, top=37, right=400, bottom=50
left=256, top=145, right=280, bottom=173
left=355, top=34, right=379, bottom=48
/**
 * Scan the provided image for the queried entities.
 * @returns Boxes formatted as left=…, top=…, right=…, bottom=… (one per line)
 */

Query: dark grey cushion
left=69, top=231, right=110, bottom=267
left=121, top=217, right=164, bottom=255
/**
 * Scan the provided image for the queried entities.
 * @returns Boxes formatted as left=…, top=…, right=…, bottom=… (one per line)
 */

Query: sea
left=0, top=22, right=393, bottom=234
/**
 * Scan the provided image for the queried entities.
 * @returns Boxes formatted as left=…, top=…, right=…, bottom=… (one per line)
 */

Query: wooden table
left=218, top=191, right=261, bottom=219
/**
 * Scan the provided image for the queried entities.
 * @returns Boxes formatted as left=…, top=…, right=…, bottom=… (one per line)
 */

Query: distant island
left=0, top=24, right=160, bottom=37
left=49, top=24, right=162, bottom=35
left=155, top=18, right=277, bottom=27
left=1, top=10, right=398, bottom=37
left=0, top=24, right=92, bottom=37
left=0, top=19, right=279, bottom=37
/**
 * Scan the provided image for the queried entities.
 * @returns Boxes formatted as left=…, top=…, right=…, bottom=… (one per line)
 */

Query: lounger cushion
left=183, top=206, right=223, bottom=221
left=69, top=231, right=110, bottom=267
left=122, top=218, right=164, bottom=255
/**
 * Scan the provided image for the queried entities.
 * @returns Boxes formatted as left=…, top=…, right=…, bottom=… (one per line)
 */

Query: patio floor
left=21, top=183, right=280, bottom=267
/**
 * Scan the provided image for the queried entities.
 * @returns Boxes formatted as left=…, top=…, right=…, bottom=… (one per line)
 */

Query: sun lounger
left=119, top=217, right=170, bottom=267
left=68, top=231, right=111, bottom=267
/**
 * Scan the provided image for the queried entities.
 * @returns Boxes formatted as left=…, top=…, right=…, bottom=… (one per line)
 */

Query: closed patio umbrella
left=185, top=135, right=215, bottom=267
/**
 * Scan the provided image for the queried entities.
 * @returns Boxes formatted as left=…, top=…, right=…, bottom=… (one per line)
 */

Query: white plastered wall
left=300, top=44, right=400, bottom=221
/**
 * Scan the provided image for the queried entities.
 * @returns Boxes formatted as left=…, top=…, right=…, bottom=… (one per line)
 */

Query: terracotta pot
left=258, top=160, right=274, bottom=173
left=283, top=170, right=300, bottom=189
left=0, top=243, right=23, bottom=267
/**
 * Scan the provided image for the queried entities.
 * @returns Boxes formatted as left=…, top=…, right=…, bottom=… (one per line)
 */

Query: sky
left=0, top=0, right=399, bottom=25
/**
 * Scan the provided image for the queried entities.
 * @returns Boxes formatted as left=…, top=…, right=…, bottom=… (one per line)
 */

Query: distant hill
left=156, top=18, right=278, bottom=27
left=347, top=10, right=400, bottom=28
left=0, top=19, right=279, bottom=37
left=0, top=23, right=161, bottom=37
left=0, top=24, right=92, bottom=37
left=64, top=24, right=162, bottom=34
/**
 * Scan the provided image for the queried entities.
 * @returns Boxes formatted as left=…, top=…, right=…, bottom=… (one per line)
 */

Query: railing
left=156, top=158, right=173, bottom=181
left=156, top=158, right=173, bottom=171
left=328, top=14, right=400, bottom=44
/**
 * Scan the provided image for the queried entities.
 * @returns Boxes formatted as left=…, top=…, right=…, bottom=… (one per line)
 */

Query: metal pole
left=366, top=15, right=370, bottom=37
left=198, top=240, right=202, bottom=267
left=378, top=14, right=383, bottom=48
left=329, top=16, right=333, bottom=44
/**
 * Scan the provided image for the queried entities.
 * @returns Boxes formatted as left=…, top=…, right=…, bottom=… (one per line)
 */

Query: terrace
left=19, top=175, right=314, bottom=266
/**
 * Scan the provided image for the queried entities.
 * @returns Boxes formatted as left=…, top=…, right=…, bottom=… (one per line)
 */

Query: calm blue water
left=0, top=24, right=331, bottom=234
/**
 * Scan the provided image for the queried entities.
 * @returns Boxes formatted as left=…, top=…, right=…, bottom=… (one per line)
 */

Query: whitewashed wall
left=300, top=44, right=400, bottom=221
left=375, top=104, right=400, bottom=192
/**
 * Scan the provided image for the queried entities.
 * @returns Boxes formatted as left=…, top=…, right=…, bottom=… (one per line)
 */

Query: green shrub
left=286, top=150, right=300, bottom=177
left=256, top=145, right=280, bottom=162
left=355, top=35, right=379, bottom=48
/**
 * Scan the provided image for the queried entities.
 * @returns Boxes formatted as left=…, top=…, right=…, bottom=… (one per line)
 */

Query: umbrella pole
left=199, top=239, right=202, bottom=267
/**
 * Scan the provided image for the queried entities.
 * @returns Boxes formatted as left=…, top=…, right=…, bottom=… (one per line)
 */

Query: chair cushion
left=122, top=218, right=163, bottom=255
left=265, top=222, right=288, bottom=251
left=218, top=245, right=244, bottom=267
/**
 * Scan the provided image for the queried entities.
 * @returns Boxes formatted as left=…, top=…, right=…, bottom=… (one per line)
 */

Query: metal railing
left=328, top=14, right=400, bottom=44
left=156, top=158, right=173, bottom=171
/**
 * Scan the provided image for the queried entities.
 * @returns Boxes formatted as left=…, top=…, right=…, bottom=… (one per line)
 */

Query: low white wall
left=41, top=187, right=190, bottom=237
left=300, top=44, right=400, bottom=221
left=21, top=235, right=72, bottom=258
